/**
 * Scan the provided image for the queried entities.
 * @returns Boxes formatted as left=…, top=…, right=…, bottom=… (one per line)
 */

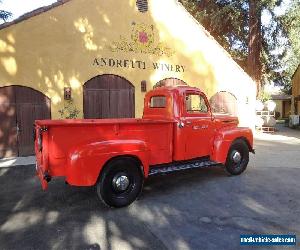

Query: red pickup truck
left=35, top=86, right=254, bottom=207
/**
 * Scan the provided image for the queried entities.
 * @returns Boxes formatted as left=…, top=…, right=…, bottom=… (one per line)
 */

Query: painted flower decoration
left=139, top=31, right=148, bottom=44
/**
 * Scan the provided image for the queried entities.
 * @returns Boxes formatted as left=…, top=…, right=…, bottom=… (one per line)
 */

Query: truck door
left=183, top=92, right=214, bottom=160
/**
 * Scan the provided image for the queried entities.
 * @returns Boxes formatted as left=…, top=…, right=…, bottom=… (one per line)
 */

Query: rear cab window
left=150, top=96, right=167, bottom=108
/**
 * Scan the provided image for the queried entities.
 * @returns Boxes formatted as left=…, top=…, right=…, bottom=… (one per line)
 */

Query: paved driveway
left=0, top=125, right=299, bottom=250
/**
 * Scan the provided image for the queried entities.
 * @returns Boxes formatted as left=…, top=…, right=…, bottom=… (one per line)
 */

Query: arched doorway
left=209, top=91, right=238, bottom=116
left=154, top=78, right=188, bottom=88
left=83, top=74, right=135, bottom=119
left=0, top=86, right=51, bottom=158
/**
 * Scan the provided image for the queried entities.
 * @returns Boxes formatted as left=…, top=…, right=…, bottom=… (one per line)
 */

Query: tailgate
left=34, top=123, right=50, bottom=190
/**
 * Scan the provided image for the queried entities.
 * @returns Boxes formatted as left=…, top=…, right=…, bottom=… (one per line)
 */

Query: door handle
left=16, top=123, right=21, bottom=133
left=186, top=121, right=192, bottom=125
left=193, top=125, right=209, bottom=130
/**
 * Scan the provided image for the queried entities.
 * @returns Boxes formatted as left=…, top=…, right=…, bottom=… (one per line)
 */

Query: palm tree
left=0, top=1, right=12, bottom=22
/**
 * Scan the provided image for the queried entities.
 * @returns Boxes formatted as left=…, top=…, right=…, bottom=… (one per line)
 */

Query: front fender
left=211, top=127, right=254, bottom=164
left=66, top=140, right=149, bottom=186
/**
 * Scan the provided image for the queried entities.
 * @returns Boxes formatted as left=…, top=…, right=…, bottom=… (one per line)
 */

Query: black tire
left=96, top=157, right=144, bottom=208
left=225, top=139, right=249, bottom=175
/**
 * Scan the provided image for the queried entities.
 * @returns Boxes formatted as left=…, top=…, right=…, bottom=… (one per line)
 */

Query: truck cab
left=144, top=86, right=216, bottom=160
left=35, top=86, right=254, bottom=208
left=143, top=86, right=251, bottom=163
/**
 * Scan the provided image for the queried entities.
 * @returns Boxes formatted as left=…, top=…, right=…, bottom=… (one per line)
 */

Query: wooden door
left=0, top=86, right=17, bottom=158
left=0, top=86, right=51, bottom=158
left=15, top=87, right=51, bottom=156
left=84, top=75, right=135, bottom=119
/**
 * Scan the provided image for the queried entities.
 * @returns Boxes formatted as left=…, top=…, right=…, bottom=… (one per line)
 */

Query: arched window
left=209, top=91, right=238, bottom=116
left=154, top=78, right=188, bottom=89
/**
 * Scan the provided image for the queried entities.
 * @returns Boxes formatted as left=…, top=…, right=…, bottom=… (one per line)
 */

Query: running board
left=149, top=159, right=220, bottom=176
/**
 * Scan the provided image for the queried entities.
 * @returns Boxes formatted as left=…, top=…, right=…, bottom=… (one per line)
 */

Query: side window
left=186, top=94, right=208, bottom=113
left=150, top=96, right=166, bottom=108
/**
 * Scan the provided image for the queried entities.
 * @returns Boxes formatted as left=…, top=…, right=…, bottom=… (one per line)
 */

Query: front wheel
left=225, top=139, right=249, bottom=175
left=96, top=157, right=144, bottom=208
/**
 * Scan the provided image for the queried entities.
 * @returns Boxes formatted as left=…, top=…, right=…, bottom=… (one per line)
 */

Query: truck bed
left=35, top=118, right=175, bottom=186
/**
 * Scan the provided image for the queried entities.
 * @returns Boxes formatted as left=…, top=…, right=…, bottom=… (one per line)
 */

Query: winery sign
left=93, top=57, right=185, bottom=73
left=92, top=22, right=186, bottom=73
left=110, top=22, right=174, bottom=57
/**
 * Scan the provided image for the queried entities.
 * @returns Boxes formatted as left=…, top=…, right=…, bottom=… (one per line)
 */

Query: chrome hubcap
left=232, top=151, right=242, bottom=164
left=112, top=174, right=130, bottom=192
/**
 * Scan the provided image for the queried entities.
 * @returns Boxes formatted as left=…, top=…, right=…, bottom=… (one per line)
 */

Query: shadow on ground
left=0, top=126, right=300, bottom=249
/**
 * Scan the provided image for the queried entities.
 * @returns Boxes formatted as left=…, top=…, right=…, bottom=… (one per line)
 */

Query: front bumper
left=35, top=162, right=49, bottom=190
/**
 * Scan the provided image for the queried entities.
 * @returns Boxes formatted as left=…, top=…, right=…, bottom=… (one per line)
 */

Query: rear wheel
left=96, top=157, right=144, bottom=208
left=225, top=139, right=249, bottom=175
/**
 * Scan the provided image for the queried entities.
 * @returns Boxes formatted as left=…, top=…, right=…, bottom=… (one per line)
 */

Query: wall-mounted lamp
left=141, top=80, right=147, bottom=92
left=64, top=87, right=72, bottom=100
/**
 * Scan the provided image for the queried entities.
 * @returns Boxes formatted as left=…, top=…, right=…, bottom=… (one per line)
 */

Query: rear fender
left=211, top=127, right=254, bottom=164
left=66, top=140, right=149, bottom=186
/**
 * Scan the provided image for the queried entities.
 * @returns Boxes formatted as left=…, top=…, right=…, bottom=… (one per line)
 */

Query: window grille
left=136, top=0, right=148, bottom=13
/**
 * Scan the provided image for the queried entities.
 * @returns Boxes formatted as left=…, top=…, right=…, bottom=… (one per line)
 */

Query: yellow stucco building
left=0, top=0, right=256, bottom=157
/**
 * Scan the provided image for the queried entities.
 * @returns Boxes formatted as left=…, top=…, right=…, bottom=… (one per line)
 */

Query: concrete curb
left=0, top=156, right=36, bottom=168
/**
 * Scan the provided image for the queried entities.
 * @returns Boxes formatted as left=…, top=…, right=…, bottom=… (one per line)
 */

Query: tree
left=179, top=0, right=249, bottom=65
left=0, top=1, right=12, bottom=22
left=180, top=0, right=288, bottom=95
left=248, top=0, right=262, bottom=93
left=279, top=1, right=300, bottom=93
